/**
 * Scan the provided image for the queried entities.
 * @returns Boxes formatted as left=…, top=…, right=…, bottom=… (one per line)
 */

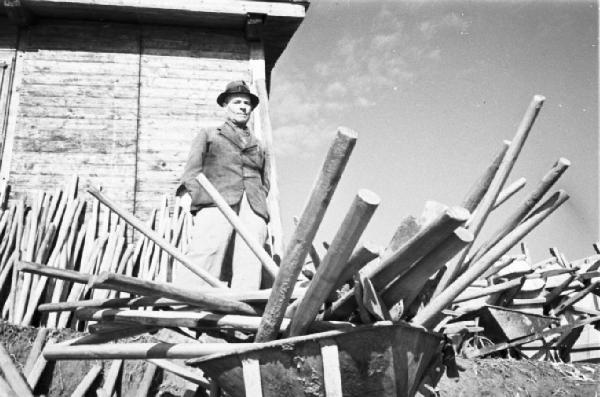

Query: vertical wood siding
left=4, top=19, right=251, bottom=217
left=10, top=20, right=140, bottom=211
left=135, top=25, right=251, bottom=218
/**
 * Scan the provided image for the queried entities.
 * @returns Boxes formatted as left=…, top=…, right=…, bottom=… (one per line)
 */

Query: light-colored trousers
left=172, top=192, right=267, bottom=291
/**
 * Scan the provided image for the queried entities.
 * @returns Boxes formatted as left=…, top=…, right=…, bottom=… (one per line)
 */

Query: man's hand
left=180, top=193, right=192, bottom=212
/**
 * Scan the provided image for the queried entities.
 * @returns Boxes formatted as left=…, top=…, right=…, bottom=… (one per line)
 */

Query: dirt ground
left=2, top=321, right=600, bottom=396
left=437, top=357, right=600, bottom=396
left=0, top=321, right=204, bottom=396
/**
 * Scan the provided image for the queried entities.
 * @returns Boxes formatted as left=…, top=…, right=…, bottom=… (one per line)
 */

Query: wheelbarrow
left=454, top=305, right=559, bottom=358
left=188, top=322, right=447, bottom=397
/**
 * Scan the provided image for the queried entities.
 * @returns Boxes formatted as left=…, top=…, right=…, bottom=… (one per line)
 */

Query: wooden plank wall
left=135, top=25, right=251, bottom=219
left=9, top=20, right=139, bottom=212
left=3, top=19, right=252, bottom=219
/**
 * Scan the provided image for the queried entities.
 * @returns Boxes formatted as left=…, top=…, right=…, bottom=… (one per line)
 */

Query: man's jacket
left=176, top=121, right=270, bottom=222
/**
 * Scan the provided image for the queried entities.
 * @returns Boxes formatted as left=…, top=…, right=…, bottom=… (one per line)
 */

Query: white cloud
left=269, top=6, right=470, bottom=156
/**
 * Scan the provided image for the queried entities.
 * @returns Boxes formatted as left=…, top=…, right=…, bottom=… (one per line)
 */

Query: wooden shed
left=0, top=0, right=307, bottom=251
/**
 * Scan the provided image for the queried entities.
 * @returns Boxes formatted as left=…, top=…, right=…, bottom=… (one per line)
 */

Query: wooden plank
left=241, top=357, right=263, bottom=397
left=21, top=0, right=307, bottom=18
left=320, top=340, right=343, bottom=397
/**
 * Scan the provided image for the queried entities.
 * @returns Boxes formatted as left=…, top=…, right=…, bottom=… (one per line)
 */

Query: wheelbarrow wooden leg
left=320, top=339, right=343, bottom=397
left=242, top=357, right=262, bottom=397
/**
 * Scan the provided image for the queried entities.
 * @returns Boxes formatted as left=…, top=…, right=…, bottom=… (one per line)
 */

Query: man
left=174, top=80, right=269, bottom=290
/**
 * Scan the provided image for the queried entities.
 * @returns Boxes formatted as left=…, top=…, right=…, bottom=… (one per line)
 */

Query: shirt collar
left=225, top=120, right=250, bottom=135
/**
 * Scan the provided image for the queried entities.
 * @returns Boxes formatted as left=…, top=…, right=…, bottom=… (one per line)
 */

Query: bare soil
left=2, top=321, right=600, bottom=396
left=0, top=321, right=202, bottom=396
left=437, top=357, right=600, bottom=396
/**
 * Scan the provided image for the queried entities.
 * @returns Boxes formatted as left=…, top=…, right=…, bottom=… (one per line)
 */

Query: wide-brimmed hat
left=216, top=80, right=259, bottom=109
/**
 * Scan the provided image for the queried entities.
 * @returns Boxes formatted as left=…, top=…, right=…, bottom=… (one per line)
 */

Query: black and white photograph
left=0, top=0, right=598, bottom=395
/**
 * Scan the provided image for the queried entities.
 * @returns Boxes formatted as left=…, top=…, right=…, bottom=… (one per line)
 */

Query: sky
left=267, top=0, right=598, bottom=263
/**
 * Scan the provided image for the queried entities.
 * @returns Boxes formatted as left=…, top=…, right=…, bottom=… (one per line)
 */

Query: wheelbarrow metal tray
left=188, top=322, right=444, bottom=397
left=457, top=305, right=558, bottom=342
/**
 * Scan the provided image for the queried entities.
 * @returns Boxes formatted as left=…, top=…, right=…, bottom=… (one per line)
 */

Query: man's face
left=225, top=94, right=252, bottom=126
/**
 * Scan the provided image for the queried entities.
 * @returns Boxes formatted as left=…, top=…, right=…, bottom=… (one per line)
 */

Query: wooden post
left=493, top=177, right=526, bottom=210
left=250, top=39, right=284, bottom=263
left=195, top=173, right=279, bottom=278
left=25, top=353, right=47, bottom=391
left=449, top=95, right=546, bottom=282
left=0, top=343, right=34, bottom=397
left=412, top=190, right=568, bottom=329
left=38, top=287, right=306, bottom=312
left=18, top=261, right=91, bottom=284
left=381, top=227, right=474, bottom=310
left=44, top=343, right=256, bottom=360
left=72, top=364, right=103, bottom=397
left=148, top=359, right=210, bottom=387
left=86, top=186, right=226, bottom=288
left=461, top=140, right=510, bottom=212
left=453, top=278, right=524, bottom=303
left=0, top=375, right=18, bottom=397
left=289, top=189, right=380, bottom=336
left=136, top=363, right=157, bottom=397
left=75, top=308, right=351, bottom=333
left=88, top=272, right=258, bottom=315
left=23, top=327, right=48, bottom=375
left=468, top=158, right=570, bottom=266
left=333, top=241, right=380, bottom=290
left=99, top=359, right=122, bottom=397
left=382, top=216, right=420, bottom=259
left=551, top=281, right=600, bottom=316
left=255, top=128, right=357, bottom=342
left=368, top=206, right=470, bottom=290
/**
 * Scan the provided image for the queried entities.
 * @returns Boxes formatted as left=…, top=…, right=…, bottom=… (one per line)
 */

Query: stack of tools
left=0, top=94, right=596, bottom=396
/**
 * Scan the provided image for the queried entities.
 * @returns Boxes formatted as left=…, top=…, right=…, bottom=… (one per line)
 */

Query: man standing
left=174, top=81, right=270, bottom=290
